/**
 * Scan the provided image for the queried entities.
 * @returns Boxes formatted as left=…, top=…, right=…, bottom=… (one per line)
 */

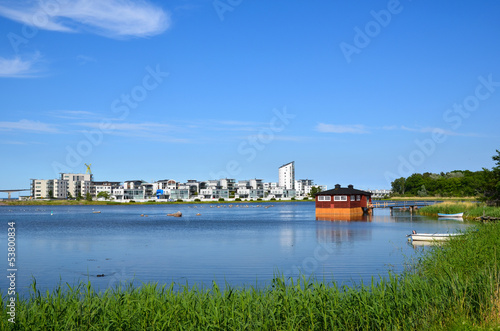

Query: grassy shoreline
left=2, top=224, right=500, bottom=329
left=418, top=202, right=500, bottom=219
left=385, top=196, right=477, bottom=201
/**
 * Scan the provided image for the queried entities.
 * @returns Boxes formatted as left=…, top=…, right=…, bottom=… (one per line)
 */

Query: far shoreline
left=0, top=198, right=315, bottom=206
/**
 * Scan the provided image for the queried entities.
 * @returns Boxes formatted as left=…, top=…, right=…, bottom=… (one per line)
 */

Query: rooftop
left=317, top=184, right=371, bottom=196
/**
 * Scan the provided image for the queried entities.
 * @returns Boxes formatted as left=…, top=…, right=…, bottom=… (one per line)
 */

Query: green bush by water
left=2, top=225, right=500, bottom=330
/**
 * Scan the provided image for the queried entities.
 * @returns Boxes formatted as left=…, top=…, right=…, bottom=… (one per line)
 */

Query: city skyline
left=1, top=1, right=500, bottom=197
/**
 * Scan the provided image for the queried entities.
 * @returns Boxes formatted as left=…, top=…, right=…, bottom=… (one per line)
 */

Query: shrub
left=218, top=198, right=225, bottom=202
left=235, top=198, right=241, bottom=201
left=194, top=199, right=201, bottom=202
left=177, top=199, right=183, bottom=202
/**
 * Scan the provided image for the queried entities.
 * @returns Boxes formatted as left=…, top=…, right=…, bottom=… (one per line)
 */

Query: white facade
left=367, top=189, right=392, bottom=198
left=279, top=162, right=295, bottom=190
left=32, top=179, right=68, bottom=199
left=61, top=173, right=93, bottom=198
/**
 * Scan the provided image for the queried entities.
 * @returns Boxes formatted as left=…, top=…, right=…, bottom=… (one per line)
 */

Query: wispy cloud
left=398, top=125, right=478, bottom=137
left=76, top=55, right=96, bottom=66
left=0, top=119, right=59, bottom=133
left=0, top=0, right=170, bottom=38
left=48, top=110, right=103, bottom=120
left=75, top=121, right=190, bottom=143
left=0, top=54, right=41, bottom=78
left=315, top=123, right=369, bottom=134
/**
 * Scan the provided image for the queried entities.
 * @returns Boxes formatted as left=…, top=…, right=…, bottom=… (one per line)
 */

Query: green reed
left=418, top=201, right=500, bottom=219
left=2, top=224, right=500, bottom=330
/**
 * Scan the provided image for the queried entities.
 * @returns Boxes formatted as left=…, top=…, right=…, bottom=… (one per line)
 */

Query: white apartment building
left=263, top=182, right=278, bottom=190
left=31, top=179, right=68, bottom=199
left=279, top=162, right=295, bottom=190
left=367, top=189, right=392, bottom=199
left=61, top=173, right=93, bottom=198
left=92, top=181, right=121, bottom=197
left=219, top=178, right=236, bottom=191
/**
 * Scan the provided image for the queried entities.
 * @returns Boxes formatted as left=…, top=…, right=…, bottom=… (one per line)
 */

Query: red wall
left=316, top=194, right=371, bottom=209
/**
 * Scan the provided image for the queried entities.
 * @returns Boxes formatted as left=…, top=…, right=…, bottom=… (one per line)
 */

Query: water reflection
left=316, top=214, right=372, bottom=222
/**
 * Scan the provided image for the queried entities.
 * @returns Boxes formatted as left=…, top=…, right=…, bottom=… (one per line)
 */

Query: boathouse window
left=356, top=195, right=361, bottom=201
left=318, top=196, right=331, bottom=201
left=350, top=195, right=355, bottom=201
left=334, top=195, right=347, bottom=201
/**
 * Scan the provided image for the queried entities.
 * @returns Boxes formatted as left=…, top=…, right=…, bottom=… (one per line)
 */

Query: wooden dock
left=371, top=201, right=439, bottom=213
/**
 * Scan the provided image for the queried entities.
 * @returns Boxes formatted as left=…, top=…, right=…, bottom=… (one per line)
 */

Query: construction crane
left=85, top=163, right=92, bottom=174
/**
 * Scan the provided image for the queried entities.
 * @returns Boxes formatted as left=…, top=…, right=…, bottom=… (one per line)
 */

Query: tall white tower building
left=278, top=161, right=295, bottom=190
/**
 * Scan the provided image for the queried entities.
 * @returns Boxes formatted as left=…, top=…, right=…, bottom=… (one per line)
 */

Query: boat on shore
left=407, top=232, right=463, bottom=241
left=438, top=212, right=463, bottom=218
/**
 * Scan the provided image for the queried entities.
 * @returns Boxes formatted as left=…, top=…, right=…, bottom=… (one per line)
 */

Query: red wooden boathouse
left=315, top=184, right=372, bottom=217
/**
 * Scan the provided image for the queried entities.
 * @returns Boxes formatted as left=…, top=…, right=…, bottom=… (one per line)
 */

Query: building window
left=318, top=196, right=331, bottom=201
left=351, top=195, right=355, bottom=201
left=357, top=195, right=361, bottom=201
left=334, top=195, right=347, bottom=201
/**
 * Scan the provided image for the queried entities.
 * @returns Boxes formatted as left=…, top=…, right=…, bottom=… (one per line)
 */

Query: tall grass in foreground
left=2, top=224, right=500, bottom=330
left=419, top=201, right=500, bottom=218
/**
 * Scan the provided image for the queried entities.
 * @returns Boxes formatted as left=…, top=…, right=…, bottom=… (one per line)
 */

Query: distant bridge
left=0, top=189, right=30, bottom=200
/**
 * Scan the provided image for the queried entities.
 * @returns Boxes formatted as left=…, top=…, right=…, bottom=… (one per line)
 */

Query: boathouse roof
left=316, top=184, right=371, bottom=196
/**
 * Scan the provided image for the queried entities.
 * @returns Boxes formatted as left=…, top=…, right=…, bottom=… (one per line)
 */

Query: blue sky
left=1, top=0, right=499, bottom=196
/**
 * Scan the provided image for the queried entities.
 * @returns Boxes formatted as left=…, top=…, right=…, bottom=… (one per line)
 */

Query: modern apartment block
left=29, top=161, right=326, bottom=201
left=61, top=173, right=93, bottom=198
left=279, top=161, right=295, bottom=190
left=31, top=179, right=68, bottom=199
left=92, top=181, right=121, bottom=197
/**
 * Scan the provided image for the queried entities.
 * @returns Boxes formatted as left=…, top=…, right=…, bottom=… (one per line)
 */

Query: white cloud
left=0, top=55, right=40, bottom=78
left=0, top=119, right=59, bottom=133
left=399, top=125, right=476, bottom=136
left=0, top=0, right=170, bottom=38
left=75, top=121, right=189, bottom=143
left=316, top=123, right=369, bottom=134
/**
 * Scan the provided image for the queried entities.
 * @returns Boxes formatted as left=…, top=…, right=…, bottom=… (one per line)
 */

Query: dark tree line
left=391, top=149, right=500, bottom=205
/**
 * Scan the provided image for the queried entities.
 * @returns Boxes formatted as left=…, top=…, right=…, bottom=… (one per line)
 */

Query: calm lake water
left=0, top=202, right=470, bottom=296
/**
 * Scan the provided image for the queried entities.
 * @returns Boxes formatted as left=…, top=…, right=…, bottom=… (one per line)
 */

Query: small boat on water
left=407, top=232, right=463, bottom=241
left=167, top=211, right=182, bottom=217
left=92, top=211, right=101, bottom=214
left=438, top=212, right=463, bottom=218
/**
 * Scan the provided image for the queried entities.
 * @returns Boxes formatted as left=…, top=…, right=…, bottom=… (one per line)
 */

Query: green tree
left=391, top=177, right=406, bottom=195
left=417, top=185, right=428, bottom=197
left=97, top=191, right=110, bottom=200
left=85, top=192, right=93, bottom=202
left=48, top=190, right=54, bottom=199
left=67, top=191, right=73, bottom=200
left=482, top=149, right=500, bottom=205
left=309, top=186, right=322, bottom=197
